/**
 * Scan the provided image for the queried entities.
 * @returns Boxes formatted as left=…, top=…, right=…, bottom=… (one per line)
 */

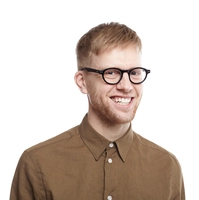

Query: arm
left=172, top=156, right=186, bottom=200
left=10, top=151, right=44, bottom=200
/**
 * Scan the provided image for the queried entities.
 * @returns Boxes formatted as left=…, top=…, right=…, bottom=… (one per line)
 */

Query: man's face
left=83, top=45, right=143, bottom=125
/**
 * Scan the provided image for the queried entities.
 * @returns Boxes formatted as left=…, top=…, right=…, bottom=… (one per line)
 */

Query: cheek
left=86, top=83, right=98, bottom=102
left=87, top=85, right=112, bottom=105
left=135, top=85, right=143, bottom=97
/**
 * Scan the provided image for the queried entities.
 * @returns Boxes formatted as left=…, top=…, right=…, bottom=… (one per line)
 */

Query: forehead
left=90, top=45, right=142, bottom=69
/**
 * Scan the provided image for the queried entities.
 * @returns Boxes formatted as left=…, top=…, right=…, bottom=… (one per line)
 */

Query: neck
left=87, top=113, right=131, bottom=141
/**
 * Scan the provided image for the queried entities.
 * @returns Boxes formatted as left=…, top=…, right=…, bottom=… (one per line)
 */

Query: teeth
left=112, top=98, right=131, bottom=104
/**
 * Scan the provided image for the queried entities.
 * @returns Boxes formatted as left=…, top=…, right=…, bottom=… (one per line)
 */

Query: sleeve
left=10, top=151, right=44, bottom=200
left=172, top=156, right=186, bottom=200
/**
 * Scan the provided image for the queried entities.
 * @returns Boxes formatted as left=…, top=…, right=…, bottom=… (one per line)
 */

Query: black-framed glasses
left=81, top=67, right=151, bottom=85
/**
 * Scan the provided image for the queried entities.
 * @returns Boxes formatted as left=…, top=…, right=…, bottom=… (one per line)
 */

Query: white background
left=0, top=0, right=198, bottom=199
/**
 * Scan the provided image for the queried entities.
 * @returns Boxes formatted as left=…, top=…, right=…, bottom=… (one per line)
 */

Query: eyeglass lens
left=103, top=68, right=146, bottom=84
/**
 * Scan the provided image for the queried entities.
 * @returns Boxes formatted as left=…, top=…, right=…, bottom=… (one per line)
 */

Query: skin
left=75, top=45, right=143, bottom=141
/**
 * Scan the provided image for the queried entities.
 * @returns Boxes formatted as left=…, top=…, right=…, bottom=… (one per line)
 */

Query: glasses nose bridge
left=119, top=69, right=131, bottom=83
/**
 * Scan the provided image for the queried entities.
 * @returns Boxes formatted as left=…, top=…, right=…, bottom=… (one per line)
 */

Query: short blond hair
left=76, top=22, right=142, bottom=70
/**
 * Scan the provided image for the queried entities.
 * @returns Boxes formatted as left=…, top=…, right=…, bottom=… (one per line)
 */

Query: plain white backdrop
left=0, top=0, right=198, bottom=199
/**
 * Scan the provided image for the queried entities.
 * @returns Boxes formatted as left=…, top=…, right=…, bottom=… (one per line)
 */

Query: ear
left=74, top=71, right=88, bottom=94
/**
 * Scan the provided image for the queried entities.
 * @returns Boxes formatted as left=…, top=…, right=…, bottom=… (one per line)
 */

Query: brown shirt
left=10, top=114, right=185, bottom=200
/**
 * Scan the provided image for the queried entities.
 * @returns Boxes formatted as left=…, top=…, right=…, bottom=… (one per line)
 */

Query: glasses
left=81, top=67, right=151, bottom=85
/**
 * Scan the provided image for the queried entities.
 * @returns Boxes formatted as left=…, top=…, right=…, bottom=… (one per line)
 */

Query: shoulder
left=25, top=125, right=80, bottom=156
left=132, top=132, right=184, bottom=198
left=14, top=125, right=81, bottom=178
left=133, top=132, right=181, bottom=166
left=134, top=132, right=171, bottom=154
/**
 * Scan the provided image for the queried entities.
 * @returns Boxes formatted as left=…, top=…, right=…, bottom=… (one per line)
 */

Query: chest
left=41, top=144, right=173, bottom=200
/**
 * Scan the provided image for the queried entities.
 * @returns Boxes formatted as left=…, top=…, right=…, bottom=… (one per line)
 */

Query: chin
left=110, top=113, right=135, bottom=124
left=118, top=117, right=135, bottom=124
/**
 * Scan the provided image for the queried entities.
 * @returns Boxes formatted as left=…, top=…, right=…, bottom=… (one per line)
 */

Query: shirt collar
left=115, top=125, right=134, bottom=162
left=79, top=114, right=134, bottom=162
left=79, top=114, right=109, bottom=161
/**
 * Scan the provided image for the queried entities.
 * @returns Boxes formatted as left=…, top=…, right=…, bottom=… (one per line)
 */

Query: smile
left=111, top=97, right=132, bottom=105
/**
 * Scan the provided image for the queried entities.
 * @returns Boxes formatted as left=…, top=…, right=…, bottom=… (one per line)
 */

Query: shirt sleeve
left=10, top=151, right=44, bottom=200
left=172, top=155, right=186, bottom=200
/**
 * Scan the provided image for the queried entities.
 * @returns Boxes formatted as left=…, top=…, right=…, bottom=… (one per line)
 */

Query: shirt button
left=109, top=142, right=114, bottom=148
left=108, top=158, right=113, bottom=163
left=107, top=195, right=112, bottom=200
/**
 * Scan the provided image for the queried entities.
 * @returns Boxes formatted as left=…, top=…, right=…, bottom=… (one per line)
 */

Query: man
left=10, top=22, right=185, bottom=200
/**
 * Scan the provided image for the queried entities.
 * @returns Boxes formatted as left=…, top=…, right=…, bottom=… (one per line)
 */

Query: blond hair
left=76, top=22, right=142, bottom=70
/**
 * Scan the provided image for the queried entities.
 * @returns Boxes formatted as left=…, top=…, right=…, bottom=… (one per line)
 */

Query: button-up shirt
left=10, top=114, right=185, bottom=200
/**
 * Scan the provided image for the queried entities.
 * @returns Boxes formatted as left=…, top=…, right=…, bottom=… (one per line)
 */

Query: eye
left=104, top=68, right=121, bottom=79
left=106, top=71, right=115, bottom=75
left=104, top=69, right=120, bottom=75
left=130, top=69, right=142, bottom=76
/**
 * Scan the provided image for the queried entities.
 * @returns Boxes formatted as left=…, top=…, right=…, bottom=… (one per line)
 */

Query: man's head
left=75, top=22, right=149, bottom=127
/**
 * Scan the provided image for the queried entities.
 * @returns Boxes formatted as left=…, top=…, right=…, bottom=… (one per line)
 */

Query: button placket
left=107, top=143, right=114, bottom=164
left=104, top=142, right=117, bottom=200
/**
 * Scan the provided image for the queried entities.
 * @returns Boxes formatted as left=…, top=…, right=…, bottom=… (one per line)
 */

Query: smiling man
left=10, top=22, right=185, bottom=200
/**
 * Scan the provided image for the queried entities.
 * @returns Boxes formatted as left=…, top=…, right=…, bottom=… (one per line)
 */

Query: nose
left=116, top=72, right=133, bottom=92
